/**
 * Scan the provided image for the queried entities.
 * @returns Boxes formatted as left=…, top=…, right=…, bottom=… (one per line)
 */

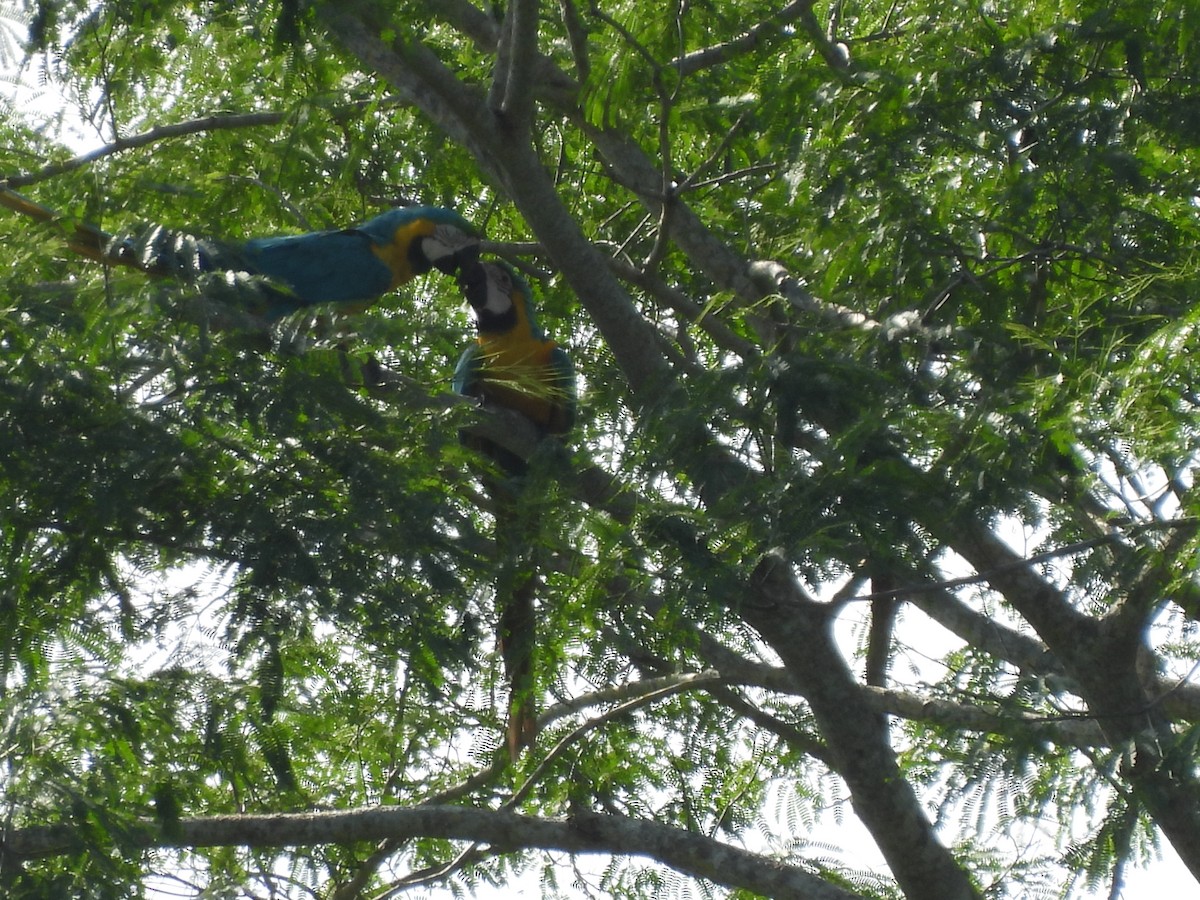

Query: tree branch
left=3, top=110, right=289, bottom=188
left=748, top=259, right=883, bottom=332
left=419, top=0, right=870, bottom=347
left=747, top=552, right=982, bottom=900
left=669, top=0, right=816, bottom=77
left=937, top=510, right=1200, bottom=878
left=493, top=0, right=540, bottom=125
left=317, top=4, right=504, bottom=184
left=538, top=669, right=725, bottom=727
left=861, top=685, right=1107, bottom=747
left=558, top=0, right=590, bottom=80
left=943, top=516, right=1097, bottom=668
left=5, top=805, right=865, bottom=900
left=792, top=1, right=857, bottom=76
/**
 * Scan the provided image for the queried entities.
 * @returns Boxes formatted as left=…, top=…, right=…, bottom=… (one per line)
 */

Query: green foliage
left=2, top=0, right=1200, bottom=897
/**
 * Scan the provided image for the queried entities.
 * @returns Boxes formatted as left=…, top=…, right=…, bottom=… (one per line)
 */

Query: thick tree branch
left=943, top=518, right=1098, bottom=669
left=584, top=123, right=762, bottom=304
left=322, top=2, right=1200, bottom=890
left=418, top=0, right=878, bottom=341
left=908, top=587, right=1065, bottom=680
left=558, top=0, right=590, bottom=79
left=321, top=2, right=673, bottom=394
left=748, top=259, right=883, bottom=332
left=478, top=238, right=760, bottom=359
left=317, top=4, right=505, bottom=183
left=747, top=552, right=982, bottom=900
left=793, top=1, right=857, bottom=76
left=938, top=507, right=1200, bottom=878
left=4, top=805, right=865, bottom=900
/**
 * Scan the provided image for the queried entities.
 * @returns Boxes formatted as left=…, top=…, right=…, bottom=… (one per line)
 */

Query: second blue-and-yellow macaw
left=452, top=260, right=576, bottom=760
left=452, top=260, right=576, bottom=434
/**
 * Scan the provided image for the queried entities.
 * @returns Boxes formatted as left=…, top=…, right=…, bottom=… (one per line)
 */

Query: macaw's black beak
left=411, top=233, right=480, bottom=276
left=432, top=240, right=479, bottom=275
left=456, top=259, right=489, bottom=312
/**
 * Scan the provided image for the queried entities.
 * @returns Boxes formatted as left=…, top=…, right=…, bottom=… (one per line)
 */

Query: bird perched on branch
left=0, top=186, right=479, bottom=322
left=453, top=260, right=576, bottom=436
left=452, top=259, right=576, bottom=760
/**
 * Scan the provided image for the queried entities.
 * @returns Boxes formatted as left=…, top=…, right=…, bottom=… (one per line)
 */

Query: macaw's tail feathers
left=493, top=486, right=541, bottom=761
left=0, top=188, right=228, bottom=277
left=0, top=187, right=59, bottom=224
left=116, top=223, right=242, bottom=279
left=499, top=571, right=539, bottom=761
left=1, top=186, right=121, bottom=266
left=507, top=698, right=538, bottom=762
left=120, top=226, right=301, bottom=326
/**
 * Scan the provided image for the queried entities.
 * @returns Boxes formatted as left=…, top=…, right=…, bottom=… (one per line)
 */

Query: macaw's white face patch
left=422, top=223, right=479, bottom=267
left=457, top=260, right=526, bottom=334
left=479, top=262, right=516, bottom=317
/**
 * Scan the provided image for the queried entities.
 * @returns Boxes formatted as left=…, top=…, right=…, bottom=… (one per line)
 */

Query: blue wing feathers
left=241, top=230, right=394, bottom=310
left=452, top=343, right=484, bottom=396
left=238, top=207, right=475, bottom=312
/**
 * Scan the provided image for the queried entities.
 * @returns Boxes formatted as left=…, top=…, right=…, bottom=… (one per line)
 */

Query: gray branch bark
left=4, top=805, right=865, bottom=900
left=747, top=553, right=984, bottom=900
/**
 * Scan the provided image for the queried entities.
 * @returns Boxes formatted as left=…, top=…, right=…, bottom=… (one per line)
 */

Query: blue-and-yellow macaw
left=133, top=205, right=481, bottom=322
left=452, top=259, right=576, bottom=760
left=0, top=187, right=479, bottom=322
left=452, top=260, right=576, bottom=434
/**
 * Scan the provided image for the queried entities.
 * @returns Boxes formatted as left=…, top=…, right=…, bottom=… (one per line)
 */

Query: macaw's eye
left=481, top=262, right=512, bottom=294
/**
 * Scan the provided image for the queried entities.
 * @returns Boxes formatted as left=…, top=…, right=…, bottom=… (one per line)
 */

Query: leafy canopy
left=2, top=0, right=1200, bottom=898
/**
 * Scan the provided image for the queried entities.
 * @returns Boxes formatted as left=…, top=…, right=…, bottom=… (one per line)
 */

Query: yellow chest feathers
left=477, top=328, right=557, bottom=371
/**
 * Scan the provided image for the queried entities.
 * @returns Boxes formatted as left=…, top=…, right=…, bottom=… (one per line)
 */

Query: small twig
left=673, top=113, right=750, bottom=195
left=221, top=174, right=312, bottom=230
left=678, top=162, right=779, bottom=194
left=535, top=670, right=725, bottom=736
left=371, top=844, right=497, bottom=898
left=508, top=670, right=725, bottom=811
left=4, top=98, right=415, bottom=190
